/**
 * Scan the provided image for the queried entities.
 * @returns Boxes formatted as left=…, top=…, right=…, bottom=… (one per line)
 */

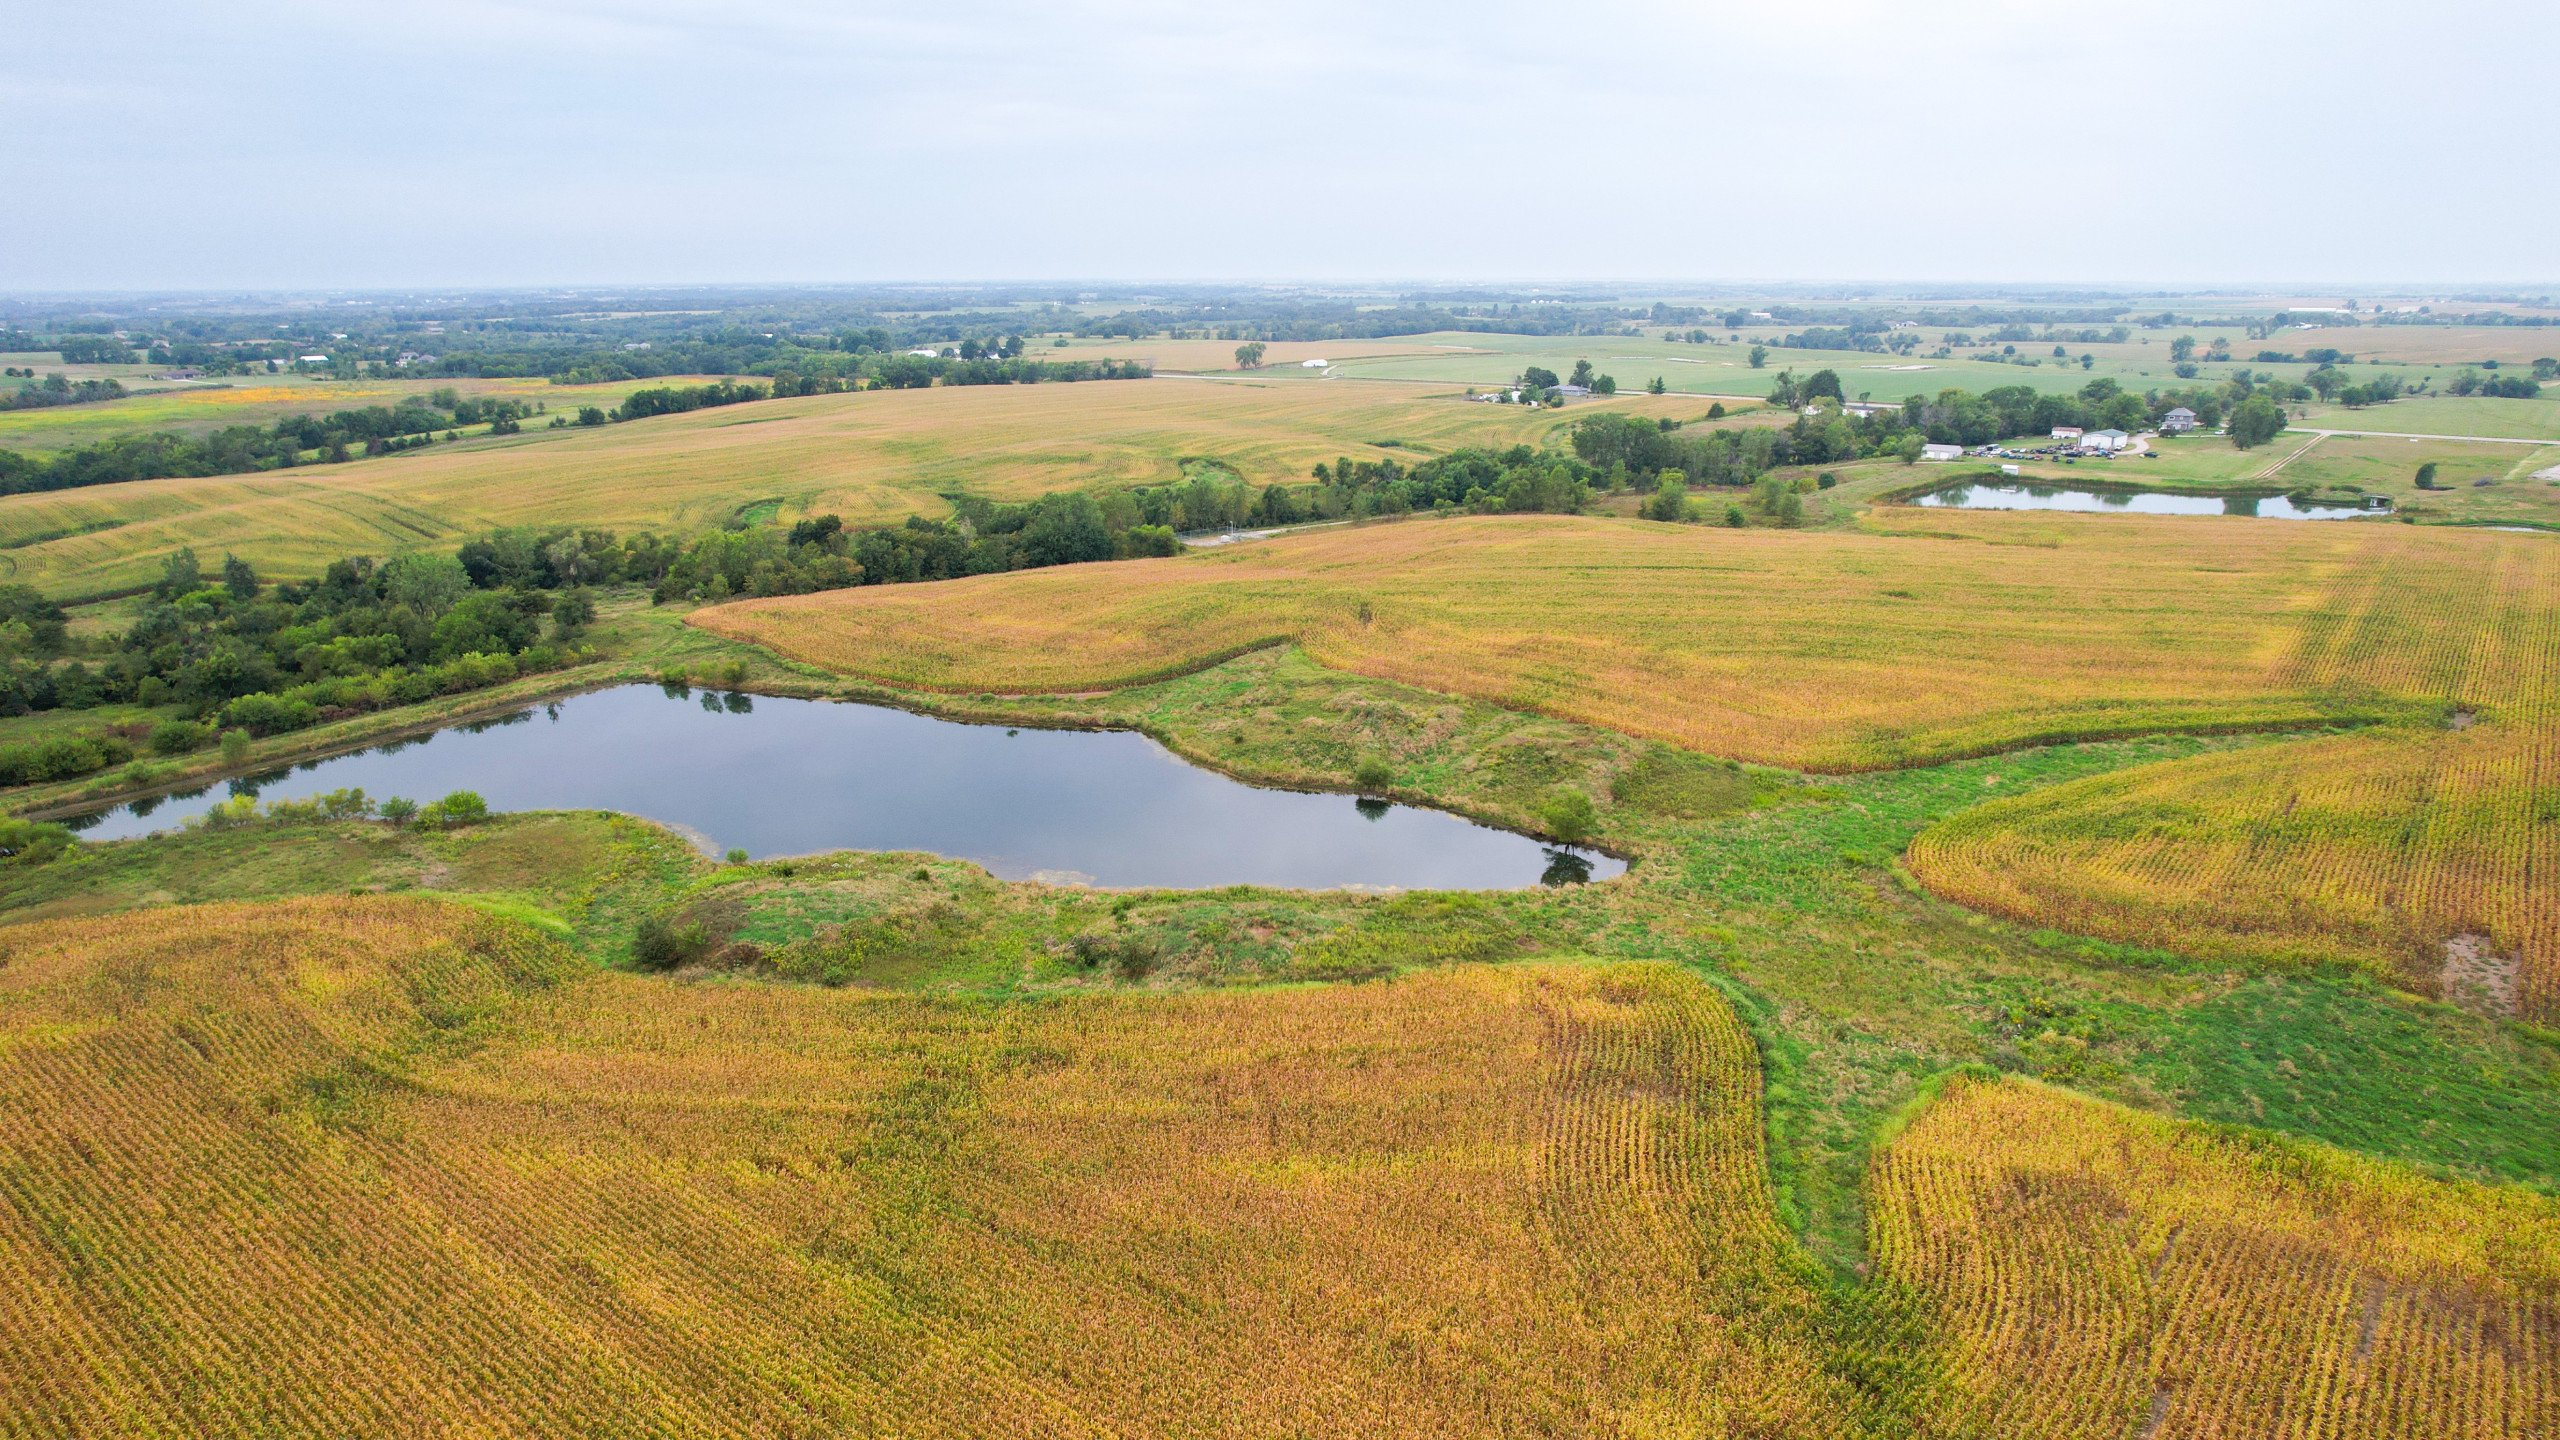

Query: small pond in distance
left=1913, top=482, right=2378, bottom=520
left=62, top=685, right=1620, bottom=890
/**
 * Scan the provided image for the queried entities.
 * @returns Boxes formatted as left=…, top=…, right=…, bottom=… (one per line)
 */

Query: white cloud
left=2, top=0, right=2550, bottom=289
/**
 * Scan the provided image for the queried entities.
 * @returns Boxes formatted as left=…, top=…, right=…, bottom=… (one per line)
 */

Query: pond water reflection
left=1914, top=482, right=2377, bottom=520
left=64, top=684, right=1620, bottom=891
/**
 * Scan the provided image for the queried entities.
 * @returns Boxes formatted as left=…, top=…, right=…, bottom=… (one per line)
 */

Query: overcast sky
left=6, top=1, right=2551, bottom=292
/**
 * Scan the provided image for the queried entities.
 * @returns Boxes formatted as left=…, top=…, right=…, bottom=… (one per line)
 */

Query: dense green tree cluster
left=1568, top=371, right=2330, bottom=482
left=1299, top=448, right=1595, bottom=518
left=1, top=374, right=126, bottom=411
left=51, top=335, right=135, bottom=365
left=613, top=379, right=779, bottom=420
left=864, top=355, right=1152, bottom=389
left=2, top=549, right=586, bottom=756
left=2446, top=369, right=2543, bottom=399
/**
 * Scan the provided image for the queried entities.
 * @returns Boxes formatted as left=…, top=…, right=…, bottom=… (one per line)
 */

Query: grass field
left=0, top=896, right=1859, bottom=1437
left=2293, top=394, right=2560, bottom=441
left=1876, top=1074, right=2560, bottom=1439
left=0, top=379, right=1717, bottom=599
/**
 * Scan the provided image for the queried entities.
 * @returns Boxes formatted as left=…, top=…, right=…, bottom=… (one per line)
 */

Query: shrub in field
left=0, top=732, right=129, bottom=785
left=1538, top=788, right=1598, bottom=843
left=630, top=912, right=712, bottom=970
left=220, top=691, right=320, bottom=735
left=149, top=719, right=210, bottom=755
left=418, top=789, right=489, bottom=828
left=0, top=816, right=72, bottom=865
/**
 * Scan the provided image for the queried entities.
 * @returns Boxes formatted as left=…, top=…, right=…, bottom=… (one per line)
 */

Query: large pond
left=61, top=684, right=1622, bottom=890
left=1913, top=482, right=2378, bottom=520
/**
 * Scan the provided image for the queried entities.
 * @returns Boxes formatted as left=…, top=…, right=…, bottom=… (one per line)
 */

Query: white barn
left=1920, top=443, right=1964, bottom=461
left=2082, top=429, right=2132, bottom=452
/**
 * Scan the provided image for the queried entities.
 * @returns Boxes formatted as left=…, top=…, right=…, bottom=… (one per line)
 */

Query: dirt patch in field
left=2441, top=932, right=2519, bottom=1017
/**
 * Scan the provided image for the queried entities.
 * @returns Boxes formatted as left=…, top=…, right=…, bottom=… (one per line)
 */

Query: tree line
left=0, top=356, right=1151, bottom=499
left=2, top=374, right=127, bottom=411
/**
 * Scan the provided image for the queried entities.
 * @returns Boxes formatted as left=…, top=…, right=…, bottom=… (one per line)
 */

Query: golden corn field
left=1912, top=523, right=2560, bottom=1021
left=1872, top=1074, right=2560, bottom=1439
left=0, top=380, right=1696, bottom=600
left=696, top=509, right=2516, bottom=771
left=0, top=898, right=1858, bottom=1437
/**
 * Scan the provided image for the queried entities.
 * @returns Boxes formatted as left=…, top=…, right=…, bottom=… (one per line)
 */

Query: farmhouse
left=2161, top=407, right=2199, bottom=434
left=1920, top=443, right=1964, bottom=461
left=2051, top=426, right=2083, bottom=441
left=2081, top=429, right=2131, bottom=452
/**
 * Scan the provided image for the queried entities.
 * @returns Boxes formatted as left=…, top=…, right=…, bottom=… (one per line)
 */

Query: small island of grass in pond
left=62, top=684, right=1620, bottom=890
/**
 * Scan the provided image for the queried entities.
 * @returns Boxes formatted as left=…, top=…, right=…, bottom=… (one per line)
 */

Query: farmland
left=1910, top=518, right=2559, bottom=1019
left=696, top=509, right=2496, bottom=769
left=13, top=0, right=2560, bottom=1418
left=1300, top=327, right=2553, bottom=414
left=1875, top=1074, right=2560, bottom=1439
left=7, top=283, right=2560, bottom=1433
left=702, top=511, right=2560, bottom=1022
left=0, top=378, right=1717, bottom=599
left=0, top=372, right=687, bottom=454
left=5, top=732, right=2557, bottom=1433
left=0, top=897, right=1856, bottom=1437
